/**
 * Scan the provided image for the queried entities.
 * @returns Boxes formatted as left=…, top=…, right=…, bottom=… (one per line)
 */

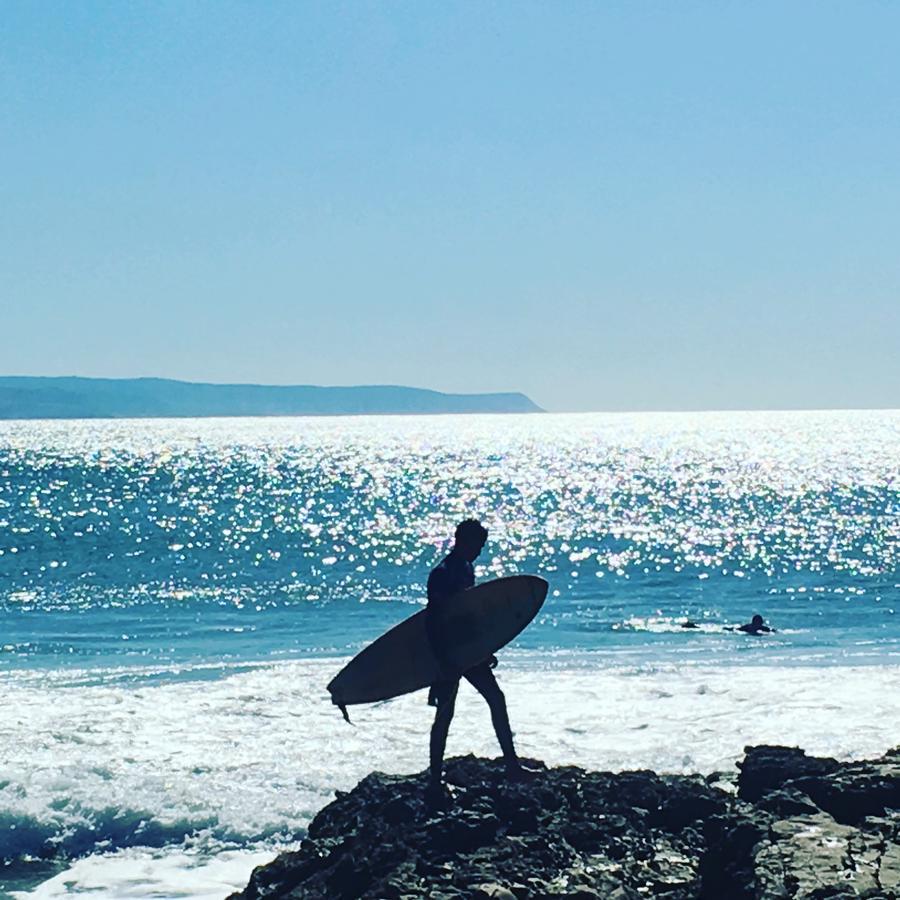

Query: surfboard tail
left=328, top=682, right=354, bottom=725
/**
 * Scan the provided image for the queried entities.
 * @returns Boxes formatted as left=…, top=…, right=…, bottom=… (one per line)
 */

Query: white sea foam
left=2, top=656, right=899, bottom=897
left=12, top=843, right=274, bottom=899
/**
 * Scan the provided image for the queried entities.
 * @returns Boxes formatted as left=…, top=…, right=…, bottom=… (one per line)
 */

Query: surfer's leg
left=429, top=678, right=459, bottom=785
left=465, top=664, right=518, bottom=767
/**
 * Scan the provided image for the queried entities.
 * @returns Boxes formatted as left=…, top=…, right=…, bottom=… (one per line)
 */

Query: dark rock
left=326, top=854, right=372, bottom=898
left=229, top=746, right=900, bottom=900
left=792, top=765, right=900, bottom=825
left=380, top=796, right=418, bottom=826
left=494, top=786, right=544, bottom=834
left=471, top=884, right=517, bottom=900
left=737, top=745, right=841, bottom=802
left=424, top=810, right=501, bottom=854
left=651, top=776, right=729, bottom=831
left=699, top=810, right=770, bottom=899
left=756, top=787, right=821, bottom=818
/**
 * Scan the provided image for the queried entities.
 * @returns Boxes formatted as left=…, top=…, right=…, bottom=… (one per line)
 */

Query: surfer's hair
left=455, top=519, right=487, bottom=544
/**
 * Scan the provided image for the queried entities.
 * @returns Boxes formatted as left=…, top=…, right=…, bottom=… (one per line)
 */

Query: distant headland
left=0, top=376, right=543, bottom=419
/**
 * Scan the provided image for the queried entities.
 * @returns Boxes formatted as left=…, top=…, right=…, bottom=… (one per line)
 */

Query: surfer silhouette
left=737, top=614, right=774, bottom=635
left=724, top=614, right=774, bottom=634
left=425, top=519, right=528, bottom=803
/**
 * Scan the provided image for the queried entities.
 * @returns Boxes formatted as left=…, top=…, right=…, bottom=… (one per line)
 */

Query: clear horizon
left=3, top=2, right=899, bottom=411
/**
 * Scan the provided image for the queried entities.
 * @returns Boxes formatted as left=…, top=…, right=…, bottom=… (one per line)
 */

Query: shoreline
left=4, top=661, right=899, bottom=896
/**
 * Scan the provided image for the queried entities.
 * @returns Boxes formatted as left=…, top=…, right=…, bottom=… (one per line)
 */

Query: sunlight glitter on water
left=1, top=411, right=898, bottom=669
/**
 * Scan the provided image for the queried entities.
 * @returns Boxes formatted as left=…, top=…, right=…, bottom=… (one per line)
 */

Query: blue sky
left=2, top=2, right=898, bottom=411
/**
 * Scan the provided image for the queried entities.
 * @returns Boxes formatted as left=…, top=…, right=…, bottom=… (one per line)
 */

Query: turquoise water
left=1, top=411, right=898, bottom=898
left=1, top=411, right=898, bottom=671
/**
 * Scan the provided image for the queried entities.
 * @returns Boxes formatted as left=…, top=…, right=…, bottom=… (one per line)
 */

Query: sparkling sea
left=1, top=411, right=898, bottom=898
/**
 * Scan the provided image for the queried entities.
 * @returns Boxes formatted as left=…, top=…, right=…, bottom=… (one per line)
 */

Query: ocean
left=1, top=411, right=898, bottom=898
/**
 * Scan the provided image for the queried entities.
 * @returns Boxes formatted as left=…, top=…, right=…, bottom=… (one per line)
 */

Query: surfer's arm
left=425, top=570, right=458, bottom=677
left=425, top=600, right=457, bottom=677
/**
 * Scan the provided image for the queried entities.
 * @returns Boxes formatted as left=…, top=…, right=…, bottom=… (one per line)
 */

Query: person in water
left=737, top=614, right=774, bottom=635
left=425, top=519, right=529, bottom=801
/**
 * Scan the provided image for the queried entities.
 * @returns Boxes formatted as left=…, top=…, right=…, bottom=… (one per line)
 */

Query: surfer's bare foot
left=424, top=780, right=454, bottom=808
left=504, top=761, right=538, bottom=782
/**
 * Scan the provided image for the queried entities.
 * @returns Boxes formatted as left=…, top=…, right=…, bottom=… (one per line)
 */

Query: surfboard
left=327, top=574, right=548, bottom=712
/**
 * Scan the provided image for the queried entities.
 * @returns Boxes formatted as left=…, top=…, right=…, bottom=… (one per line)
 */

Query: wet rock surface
left=230, top=746, right=900, bottom=899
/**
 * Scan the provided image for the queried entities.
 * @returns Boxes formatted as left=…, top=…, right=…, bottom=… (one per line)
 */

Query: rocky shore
left=230, top=745, right=900, bottom=899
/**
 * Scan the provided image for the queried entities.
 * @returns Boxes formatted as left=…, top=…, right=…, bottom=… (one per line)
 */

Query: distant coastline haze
left=0, top=376, right=541, bottom=419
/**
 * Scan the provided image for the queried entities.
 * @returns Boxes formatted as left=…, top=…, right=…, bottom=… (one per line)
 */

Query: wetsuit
left=425, top=549, right=515, bottom=782
left=426, top=549, right=480, bottom=701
